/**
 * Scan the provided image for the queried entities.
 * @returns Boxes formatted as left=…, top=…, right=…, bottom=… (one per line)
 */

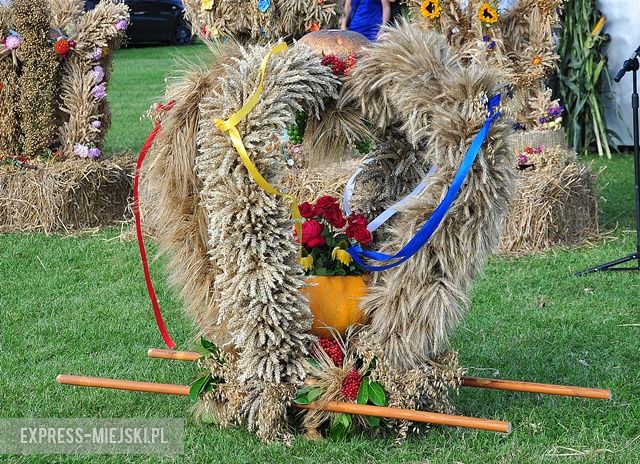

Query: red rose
left=299, top=202, right=316, bottom=219
left=347, top=212, right=368, bottom=227
left=352, top=225, right=373, bottom=245
left=301, top=219, right=326, bottom=248
left=315, top=195, right=338, bottom=211
left=321, top=204, right=347, bottom=228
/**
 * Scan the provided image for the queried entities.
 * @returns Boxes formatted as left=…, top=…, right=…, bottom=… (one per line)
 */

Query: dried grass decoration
left=499, top=142, right=598, bottom=255
left=403, top=1, right=599, bottom=255
left=0, top=0, right=130, bottom=233
left=181, top=0, right=343, bottom=43
left=138, top=22, right=515, bottom=443
left=0, top=155, right=135, bottom=234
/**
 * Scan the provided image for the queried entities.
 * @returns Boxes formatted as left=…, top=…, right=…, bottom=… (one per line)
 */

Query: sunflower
left=478, top=2, right=499, bottom=25
left=420, top=0, right=441, bottom=20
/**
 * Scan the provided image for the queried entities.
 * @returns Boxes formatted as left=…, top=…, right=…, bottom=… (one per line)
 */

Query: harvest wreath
left=0, top=0, right=132, bottom=233
left=58, top=23, right=610, bottom=443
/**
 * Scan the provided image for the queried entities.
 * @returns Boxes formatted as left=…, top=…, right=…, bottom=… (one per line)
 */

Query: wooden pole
left=147, top=348, right=201, bottom=362
left=461, top=376, right=611, bottom=400
left=147, top=349, right=611, bottom=401
left=56, top=374, right=511, bottom=434
left=56, top=374, right=190, bottom=396
left=296, top=401, right=511, bottom=433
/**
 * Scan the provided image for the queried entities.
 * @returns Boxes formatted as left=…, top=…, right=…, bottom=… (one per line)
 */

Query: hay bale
left=509, top=129, right=566, bottom=153
left=498, top=161, right=599, bottom=255
left=0, top=155, right=134, bottom=233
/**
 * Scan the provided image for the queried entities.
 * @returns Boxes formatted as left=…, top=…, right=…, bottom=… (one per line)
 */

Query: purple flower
left=547, top=105, right=564, bottom=118
left=533, top=145, right=544, bottom=154
left=482, top=35, right=491, bottom=42
left=92, top=47, right=103, bottom=61
left=91, top=120, right=102, bottom=129
left=92, top=83, right=107, bottom=100
left=539, top=117, right=548, bottom=124
left=518, top=154, right=529, bottom=165
left=488, top=41, right=496, bottom=50
left=91, top=65, right=105, bottom=83
left=74, top=144, right=89, bottom=158
left=88, top=147, right=102, bottom=159
left=4, top=34, right=21, bottom=50
left=116, top=19, right=129, bottom=31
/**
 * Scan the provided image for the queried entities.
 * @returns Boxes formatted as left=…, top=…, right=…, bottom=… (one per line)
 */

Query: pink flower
left=518, top=154, right=529, bottom=165
left=88, top=147, right=102, bottom=159
left=91, top=66, right=105, bottom=83
left=301, top=219, right=325, bottom=248
left=92, top=83, right=107, bottom=100
left=116, top=19, right=129, bottom=31
left=4, top=34, right=20, bottom=50
left=74, top=144, right=89, bottom=158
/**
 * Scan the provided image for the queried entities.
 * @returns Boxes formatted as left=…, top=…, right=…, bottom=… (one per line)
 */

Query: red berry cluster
left=340, top=369, right=362, bottom=401
left=319, top=338, right=344, bottom=366
left=320, top=54, right=357, bottom=76
left=54, top=39, right=70, bottom=56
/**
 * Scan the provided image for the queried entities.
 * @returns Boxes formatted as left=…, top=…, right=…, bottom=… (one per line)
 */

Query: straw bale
left=499, top=161, right=598, bottom=255
left=0, top=155, right=134, bottom=233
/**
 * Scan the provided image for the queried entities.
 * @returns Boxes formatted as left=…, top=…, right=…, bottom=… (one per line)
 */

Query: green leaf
left=364, top=415, right=381, bottom=427
left=368, top=381, right=386, bottom=406
left=193, top=344, right=210, bottom=358
left=199, top=337, right=224, bottom=364
left=307, top=357, right=322, bottom=369
left=329, top=413, right=352, bottom=440
left=356, top=379, right=369, bottom=405
left=329, top=421, right=347, bottom=440
left=307, top=387, right=323, bottom=403
left=189, top=374, right=212, bottom=403
left=293, top=386, right=312, bottom=405
left=328, top=413, right=353, bottom=440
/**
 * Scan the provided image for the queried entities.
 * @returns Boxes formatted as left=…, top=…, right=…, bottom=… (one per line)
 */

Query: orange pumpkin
left=301, top=276, right=368, bottom=337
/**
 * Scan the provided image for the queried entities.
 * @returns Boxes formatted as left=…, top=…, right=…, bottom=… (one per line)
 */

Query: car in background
left=87, top=0, right=194, bottom=45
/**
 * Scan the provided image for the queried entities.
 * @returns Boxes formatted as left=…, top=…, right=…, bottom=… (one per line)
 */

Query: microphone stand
left=577, top=50, right=640, bottom=275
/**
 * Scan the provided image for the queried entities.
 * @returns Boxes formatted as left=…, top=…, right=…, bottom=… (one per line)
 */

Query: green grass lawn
left=1, top=44, right=639, bottom=463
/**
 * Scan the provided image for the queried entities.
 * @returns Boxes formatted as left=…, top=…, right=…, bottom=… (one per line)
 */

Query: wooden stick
left=147, top=348, right=201, bottom=362
left=56, top=374, right=511, bottom=434
left=147, top=349, right=611, bottom=401
left=296, top=401, right=511, bottom=433
left=56, top=375, right=190, bottom=396
left=461, top=376, right=611, bottom=400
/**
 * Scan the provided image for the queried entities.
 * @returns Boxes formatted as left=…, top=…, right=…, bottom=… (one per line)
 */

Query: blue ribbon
left=347, top=94, right=502, bottom=272
left=344, top=162, right=437, bottom=233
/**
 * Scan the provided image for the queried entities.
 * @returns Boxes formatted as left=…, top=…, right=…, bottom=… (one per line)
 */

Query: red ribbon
left=134, top=100, right=176, bottom=349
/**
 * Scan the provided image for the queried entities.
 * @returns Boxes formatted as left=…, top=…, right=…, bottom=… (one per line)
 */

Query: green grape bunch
left=286, top=111, right=307, bottom=145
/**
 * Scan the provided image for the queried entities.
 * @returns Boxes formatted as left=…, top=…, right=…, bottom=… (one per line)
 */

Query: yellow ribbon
left=214, top=42, right=303, bottom=248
